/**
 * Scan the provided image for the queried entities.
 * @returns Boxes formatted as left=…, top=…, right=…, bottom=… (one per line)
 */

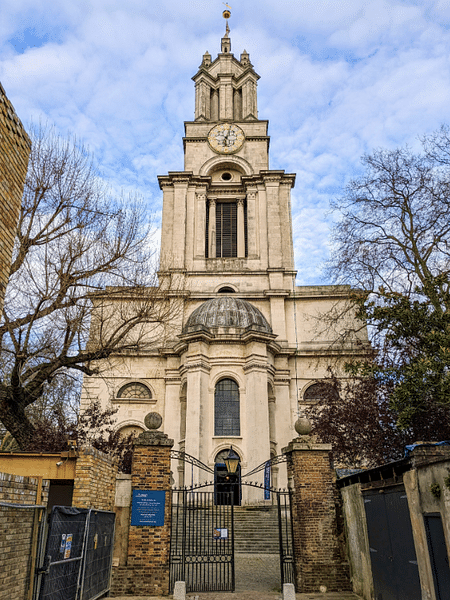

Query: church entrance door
left=214, top=463, right=241, bottom=506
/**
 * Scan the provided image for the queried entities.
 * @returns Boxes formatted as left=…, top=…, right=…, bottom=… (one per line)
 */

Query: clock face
left=208, top=123, right=245, bottom=154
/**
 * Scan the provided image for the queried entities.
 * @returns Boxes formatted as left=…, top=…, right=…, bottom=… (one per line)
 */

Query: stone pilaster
left=237, top=198, right=245, bottom=258
left=283, top=437, right=351, bottom=593
left=208, top=199, right=216, bottom=258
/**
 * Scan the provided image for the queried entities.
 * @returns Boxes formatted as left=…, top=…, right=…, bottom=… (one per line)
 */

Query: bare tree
left=327, top=133, right=450, bottom=306
left=0, top=125, right=180, bottom=449
left=310, top=127, right=450, bottom=452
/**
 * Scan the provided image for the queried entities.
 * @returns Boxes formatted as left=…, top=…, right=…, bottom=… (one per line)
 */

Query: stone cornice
left=207, top=189, right=246, bottom=197
left=180, top=359, right=211, bottom=374
left=184, top=137, right=208, bottom=143
left=135, top=430, right=174, bottom=447
left=264, top=289, right=290, bottom=298
left=192, top=58, right=260, bottom=84
left=158, top=172, right=212, bottom=190
left=245, top=136, right=270, bottom=142
left=165, top=377, right=182, bottom=385
left=274, top=377, right=291, bottom=386
left=282, top=439, right=332, bottom=454
left=243, top=359, right=269, bottom=372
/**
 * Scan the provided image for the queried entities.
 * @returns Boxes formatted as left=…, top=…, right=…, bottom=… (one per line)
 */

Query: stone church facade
left=82, top=26, right=366, bottom=504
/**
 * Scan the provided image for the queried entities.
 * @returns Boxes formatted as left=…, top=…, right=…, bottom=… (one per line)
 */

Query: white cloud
left=1, top=0, right=450, bottom=285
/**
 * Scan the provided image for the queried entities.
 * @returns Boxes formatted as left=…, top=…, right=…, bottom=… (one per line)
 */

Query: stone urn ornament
left=144, top=412, right=162, bottom=431
left=294, top=415, right=316, bottom=444
left=135, top=412, right=173, bottom=446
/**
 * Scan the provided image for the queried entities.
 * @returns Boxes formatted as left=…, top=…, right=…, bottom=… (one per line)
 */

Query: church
left=81, top=16, right=366, bottom=504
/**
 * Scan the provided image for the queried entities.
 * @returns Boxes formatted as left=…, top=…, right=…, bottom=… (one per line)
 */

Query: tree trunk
left=0, top=391, right=36, bottom=450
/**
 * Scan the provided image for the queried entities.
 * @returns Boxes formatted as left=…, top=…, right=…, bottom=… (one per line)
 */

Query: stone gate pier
left=283, top=422, right=351, bottom=593
left=111, top=413, right=174, bottom=596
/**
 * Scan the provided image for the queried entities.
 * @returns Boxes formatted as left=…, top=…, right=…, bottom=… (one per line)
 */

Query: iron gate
left=169, top=483, right=295, bottom=593
left=276, top=489, right=295, bottom=587
left=170, top=488, right=235, bottom=593
left=35, top=506, right=115, bottom=600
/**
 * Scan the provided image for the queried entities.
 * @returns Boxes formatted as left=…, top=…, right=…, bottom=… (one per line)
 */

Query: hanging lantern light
left=224, top=446, right=240, bottom=475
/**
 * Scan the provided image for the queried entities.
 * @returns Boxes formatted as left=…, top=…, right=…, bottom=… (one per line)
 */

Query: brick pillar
left=112, top=414, right=174, bottom=596
left=283, top=437, right=351, bottom=593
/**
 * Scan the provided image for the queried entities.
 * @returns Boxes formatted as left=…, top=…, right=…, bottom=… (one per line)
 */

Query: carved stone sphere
left=144, top=412, right=162, bottom=431
left=295, top=417, right=312, bottom=436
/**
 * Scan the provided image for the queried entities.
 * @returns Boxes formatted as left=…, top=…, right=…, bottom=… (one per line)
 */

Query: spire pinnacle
left=223, top=3, right=232, bottom=28
left=221, top=4, right=232, bottom=53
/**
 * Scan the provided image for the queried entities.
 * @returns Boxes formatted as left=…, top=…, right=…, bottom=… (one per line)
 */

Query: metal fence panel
left=38, top=507, right=89, bottom=600
left=37, top=506, right=115, bottom=600
left=80, top=510, right=116, bottom=600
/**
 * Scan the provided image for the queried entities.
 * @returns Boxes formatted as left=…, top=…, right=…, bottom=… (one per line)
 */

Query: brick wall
left=0, top=472, right=49, bottom=600
left=0, top=84, right=31, bottom=313
left=284, top=440, right=351, bottom=593
left=0, top=471, right=49, bottom=505
left=111, top=430, right=173, bottom=597
left=72, top=446, right=118, bottom=511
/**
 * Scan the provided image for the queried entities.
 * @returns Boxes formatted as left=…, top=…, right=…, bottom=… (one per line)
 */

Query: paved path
left=235, top=553, right=281, bottom=592
left=110, top=552, right=362, bottom=600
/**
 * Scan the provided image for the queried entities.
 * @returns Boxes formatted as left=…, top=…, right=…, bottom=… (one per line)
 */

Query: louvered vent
left=216, top=202, right=237, bottom=257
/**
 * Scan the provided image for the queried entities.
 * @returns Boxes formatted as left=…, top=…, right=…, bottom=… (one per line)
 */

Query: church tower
left=158, top=14, right=296, bottom=303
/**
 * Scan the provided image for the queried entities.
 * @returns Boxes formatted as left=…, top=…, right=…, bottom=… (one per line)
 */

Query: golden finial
left=223, top=3, right=232, bottom=18
left=223, top=3, right=231, bottom=36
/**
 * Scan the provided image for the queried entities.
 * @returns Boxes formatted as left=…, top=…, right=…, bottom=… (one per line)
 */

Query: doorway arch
left=214, top=448, right=241, bottom=506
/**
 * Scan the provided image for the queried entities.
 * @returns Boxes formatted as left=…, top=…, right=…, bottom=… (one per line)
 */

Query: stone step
left=233, top=507, right=282, bottom=553
left=171, top=506, right=289, bottom=554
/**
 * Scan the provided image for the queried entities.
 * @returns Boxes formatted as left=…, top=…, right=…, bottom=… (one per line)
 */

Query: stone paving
left=235, top=553, right=281, bottom=592
left=109, top=551, right=362, bottom=600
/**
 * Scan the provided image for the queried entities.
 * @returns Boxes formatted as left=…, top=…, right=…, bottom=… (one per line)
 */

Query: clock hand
left=224, top=127, right=234, bottom=145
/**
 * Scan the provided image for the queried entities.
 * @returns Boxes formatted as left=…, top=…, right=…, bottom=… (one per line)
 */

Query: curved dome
left=183, top=297, right=272, bottom=334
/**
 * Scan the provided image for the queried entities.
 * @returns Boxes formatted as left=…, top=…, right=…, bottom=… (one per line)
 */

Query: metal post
left=182, top=489, right=187, bottom=585
left=277, top=492, right=285, bottom=586
left=231, top=490, right=235, bottom=592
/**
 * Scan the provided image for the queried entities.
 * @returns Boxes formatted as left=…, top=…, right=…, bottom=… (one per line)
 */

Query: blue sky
left=2, top=0, right=450, bottom=285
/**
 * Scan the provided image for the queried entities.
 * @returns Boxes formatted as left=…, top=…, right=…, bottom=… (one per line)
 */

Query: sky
left=1, top=0, right=450, bottom=285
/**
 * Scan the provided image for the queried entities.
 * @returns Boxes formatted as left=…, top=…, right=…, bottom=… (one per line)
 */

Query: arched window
left=215, top=378, right=240, bottom=436
left=118, top=425, right=144, bottom=438
left=303, top=382, right=338, bottom=403
left=117, top=382, right=153, bottom=402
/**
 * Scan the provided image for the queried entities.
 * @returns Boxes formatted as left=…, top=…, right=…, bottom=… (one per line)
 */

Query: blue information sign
left=131, top=490, right=166, bottom=526
left=264, top=461, right=271, bottom=500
